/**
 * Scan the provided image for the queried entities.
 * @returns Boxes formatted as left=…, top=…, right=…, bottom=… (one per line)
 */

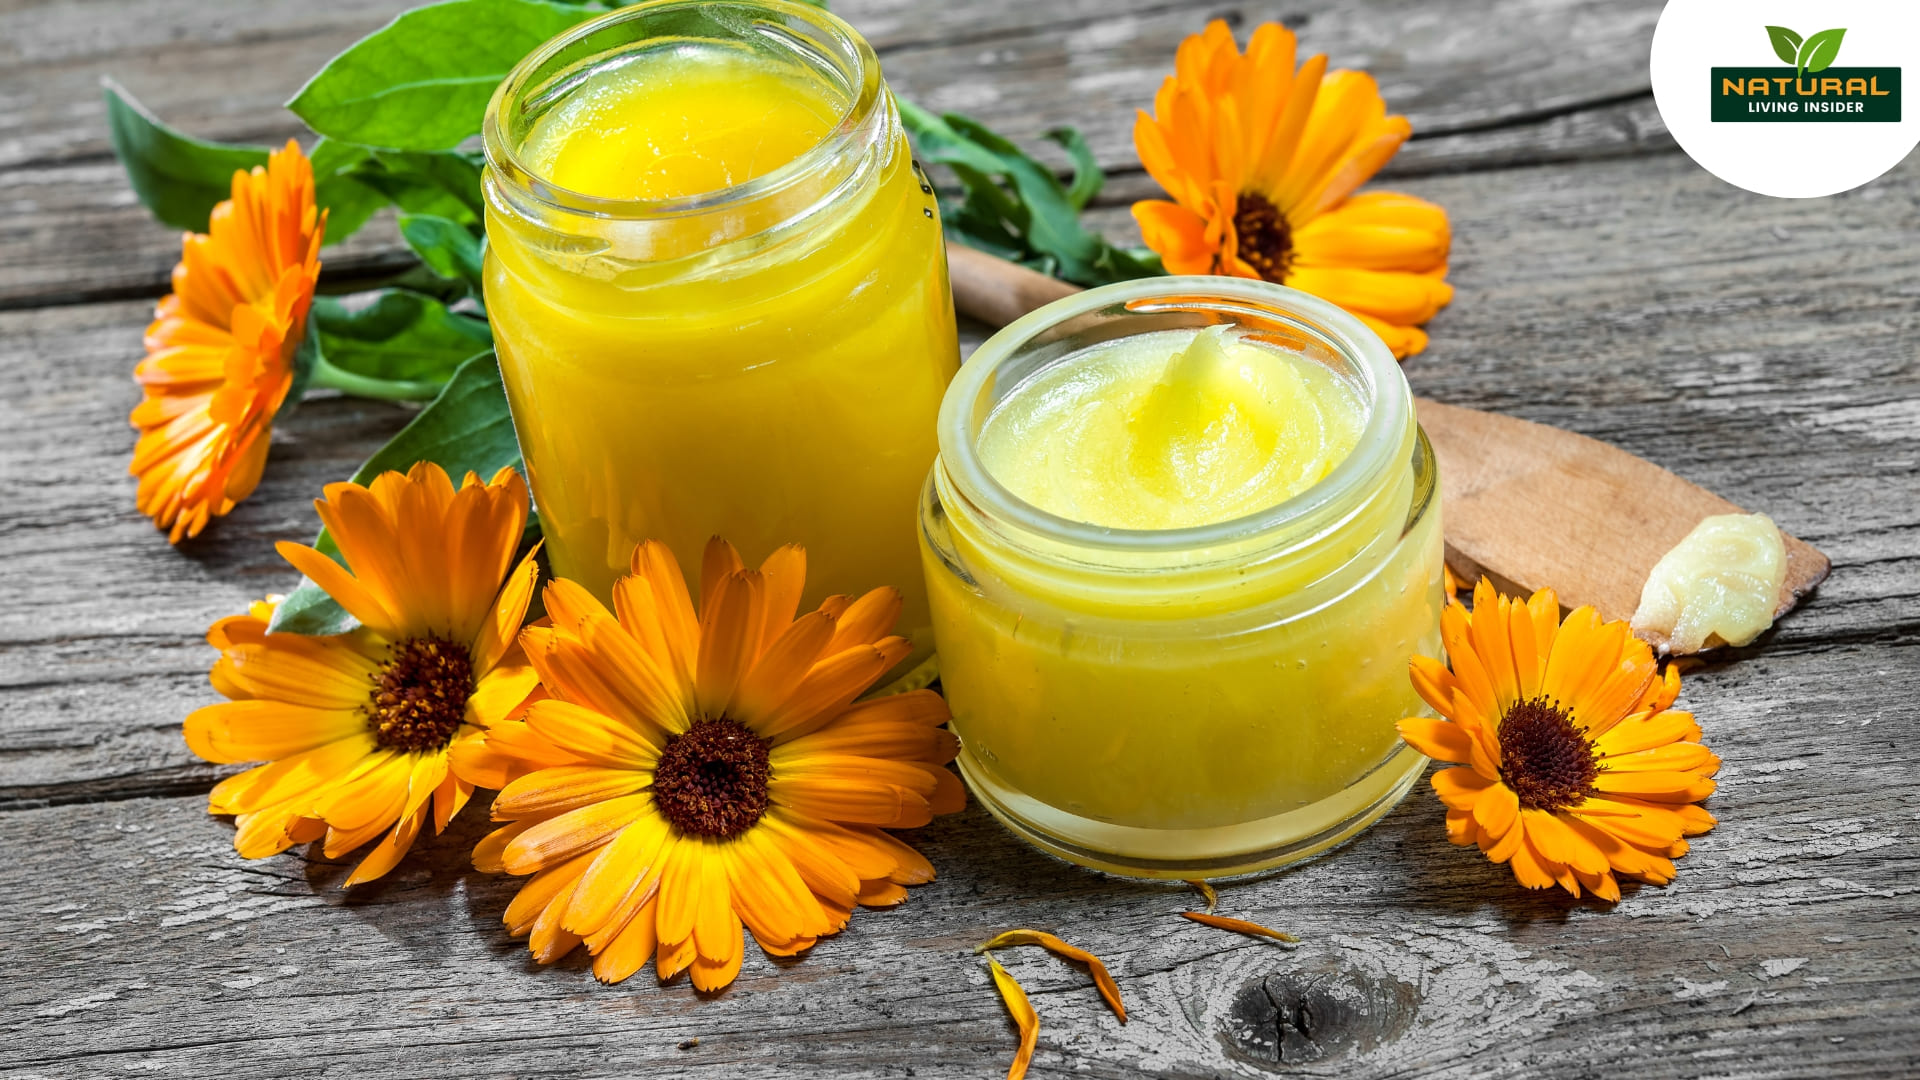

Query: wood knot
left=1220, top=957, right=1419, bottom=1069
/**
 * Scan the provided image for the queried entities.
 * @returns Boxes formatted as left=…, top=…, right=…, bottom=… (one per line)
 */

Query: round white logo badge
left=1649, top=0, right=1920, bottom=197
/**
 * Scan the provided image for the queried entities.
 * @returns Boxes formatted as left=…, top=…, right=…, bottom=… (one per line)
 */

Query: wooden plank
left=0, top=0, right=1671, bottom=307
left=0, top=160, right=419, bottom=309
left=1, top=638, right=1915, bottom=1078
left=6, top=149, right=1918, bottom=802
left=0, top=0, right=414, bottom=170
left=887, top=0, right=1663, bottom=171
left=1, top=0, right=1660, bottom=168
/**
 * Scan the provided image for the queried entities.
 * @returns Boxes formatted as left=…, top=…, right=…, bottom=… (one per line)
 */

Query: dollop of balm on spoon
left=1631, top=512, right=1787, bottom=653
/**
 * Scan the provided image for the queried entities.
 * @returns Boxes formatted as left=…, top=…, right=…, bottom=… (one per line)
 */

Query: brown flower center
left=652, top=718, right=772, bottom=838
left=1497, top=696, right=1598, bottom=812
left=366, top=637, right=473, bottom=752
left=1231, top=191, right=1293, bottom=281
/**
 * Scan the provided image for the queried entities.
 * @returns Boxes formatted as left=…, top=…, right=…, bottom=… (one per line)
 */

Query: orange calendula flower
left=130, top=139, right=323, bottom=542
left=185, top=463, right=540, bottom=885
left=1131, top=21, right=1452, bottom=358
left=455, top=538, right=964, bottom=991
left=1397, top=580, right=1720, bottom=901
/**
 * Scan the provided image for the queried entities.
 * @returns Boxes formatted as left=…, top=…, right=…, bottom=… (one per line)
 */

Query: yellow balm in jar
left=976, top=325, right=1365, bottom=530
left=483, top=1, right=957, bottom=650
left=922, top=279, right=1444, bottom=877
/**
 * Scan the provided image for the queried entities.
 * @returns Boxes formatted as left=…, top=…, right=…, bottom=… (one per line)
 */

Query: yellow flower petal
left=501, top=792, right=652, bottom=875
left=1286, top=265, right=1454, bottom=325
left=494, top=765, right=651, bottom=819
left=987, top=954, right=1039, bottom=1080
left=185, top=700, right=365, bottom=765
left=1395, top=716, right=1474, bottom=764
left=1429, top=766, right=1494, bottom=811
left=1473, top=780, right=1520, bottom=838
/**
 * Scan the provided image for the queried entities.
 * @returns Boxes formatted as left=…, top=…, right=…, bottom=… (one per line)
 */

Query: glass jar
left=482, top=0, right=957, bottom=652
left=921, top=278, right=1444, bottom=878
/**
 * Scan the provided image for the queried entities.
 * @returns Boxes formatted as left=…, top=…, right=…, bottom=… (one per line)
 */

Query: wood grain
left=2, top=0, right=1917, bottom=1076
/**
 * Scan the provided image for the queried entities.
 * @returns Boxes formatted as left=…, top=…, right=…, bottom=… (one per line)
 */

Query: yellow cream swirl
left=976, top=326, right=1364, bottom=530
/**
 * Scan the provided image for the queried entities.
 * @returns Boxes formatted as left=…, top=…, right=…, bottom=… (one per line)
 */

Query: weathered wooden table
left=3, top=1, right=1916, bottom=1076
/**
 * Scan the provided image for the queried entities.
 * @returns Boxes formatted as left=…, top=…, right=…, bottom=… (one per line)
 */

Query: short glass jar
left=482, top=0, right=957, bottom=651
left=920, top=278, right=1444, bottom=878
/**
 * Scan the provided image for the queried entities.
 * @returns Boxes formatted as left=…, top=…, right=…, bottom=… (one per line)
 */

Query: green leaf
left=399, top=213, right=485, bottom=291
left=1765, top=26, right=1803, bottom=66
left=308, top=138, right=386, bottom=241
left=1798, top=27, right=1846, bottom=75
left=267, top=352, right=529, bottom=635
left=1047, top=127, right=1103, bottom=211
left=103, top=81, right=266, bottom=232
left=312, top=290, right=493, bottom=384
left=103, top=83, right=387, bottom=242
left=900, top=100, right=1161, bottom=288
left=349, top=149, right=488, bottom=226
left=267, top=576, right=361, bottom=636
left=287, top=0, right=595, bottom=151
left=345, top=351, right=522, bottom=487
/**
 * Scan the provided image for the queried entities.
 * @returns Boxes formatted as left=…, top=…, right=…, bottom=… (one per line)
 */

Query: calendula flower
left=1397, top=580, right=1720, bottom=901
left=185, top=463, right=539, bottom=885
left=130, top=140, right=324, bottom=541
left=1131, top=20, right=1452, bottom=358
left=455, top=538, right=963, bottom=991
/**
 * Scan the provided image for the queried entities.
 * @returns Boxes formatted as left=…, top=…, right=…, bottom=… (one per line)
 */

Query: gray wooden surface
left=1, top=1, right=1916, bottom=1077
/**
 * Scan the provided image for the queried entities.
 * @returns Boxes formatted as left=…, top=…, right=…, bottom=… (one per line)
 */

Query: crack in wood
left=1407, top=87, right=1654, bottom=141
left=0, top=770, right=222, bottom=813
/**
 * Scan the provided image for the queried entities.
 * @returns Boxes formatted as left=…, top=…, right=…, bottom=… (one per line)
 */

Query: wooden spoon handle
left=946, top=242, right=1080, bottom=328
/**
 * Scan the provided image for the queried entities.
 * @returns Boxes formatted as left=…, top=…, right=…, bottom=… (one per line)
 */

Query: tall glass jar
left=921, top=278, right=1444, bottom=878
left=483, top=0, right=957, bottom=653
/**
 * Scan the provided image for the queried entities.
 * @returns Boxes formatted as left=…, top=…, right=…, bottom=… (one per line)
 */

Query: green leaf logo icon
left=1797, top=28, right=1847, bottom=75
left=1765, top=25, right=1803, bottom=65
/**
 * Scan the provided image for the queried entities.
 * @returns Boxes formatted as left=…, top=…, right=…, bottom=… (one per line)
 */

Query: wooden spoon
left=944, top=243, right=1830, bottom=653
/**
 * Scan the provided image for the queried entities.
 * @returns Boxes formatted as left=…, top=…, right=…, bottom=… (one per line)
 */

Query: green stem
left=307, top=354, right=446, bottom=403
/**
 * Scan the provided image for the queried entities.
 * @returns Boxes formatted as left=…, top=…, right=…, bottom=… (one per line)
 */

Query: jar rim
left=936, top=276, right=1413, bottom=555
left=481, top=0, right=883, bottom=222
